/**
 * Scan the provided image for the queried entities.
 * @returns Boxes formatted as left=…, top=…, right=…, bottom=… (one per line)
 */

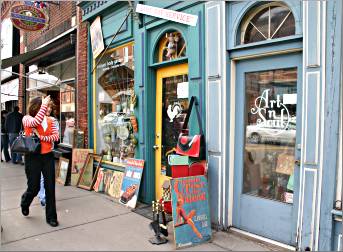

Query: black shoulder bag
left=10, top=131, right=41, bottom=155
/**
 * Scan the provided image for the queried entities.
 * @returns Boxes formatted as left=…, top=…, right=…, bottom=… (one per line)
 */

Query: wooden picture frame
left=56, top=157, right=70, bottom=185
left=77, top=154, right=103, bottom=190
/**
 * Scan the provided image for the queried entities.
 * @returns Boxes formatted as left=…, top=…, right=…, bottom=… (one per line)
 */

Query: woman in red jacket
left=20, top=95, right=60, bottom=227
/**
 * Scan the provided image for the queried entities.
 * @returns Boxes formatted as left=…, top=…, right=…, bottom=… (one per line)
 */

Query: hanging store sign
left=10, top=4, right=49, bottom=32
left=90, top=16, right=105, bottom=58
left=136, top=4, right=198, bottom=26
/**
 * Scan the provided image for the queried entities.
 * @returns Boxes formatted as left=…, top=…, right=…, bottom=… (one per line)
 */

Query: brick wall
left=1, top=2, right=89, bottom=147
left=25, top=1, right=76, bottom=50
left=76, top=7, right=89, bottom=148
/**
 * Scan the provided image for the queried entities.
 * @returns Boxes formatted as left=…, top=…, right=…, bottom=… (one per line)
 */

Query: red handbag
left=176, top=96, right=205, bottom=159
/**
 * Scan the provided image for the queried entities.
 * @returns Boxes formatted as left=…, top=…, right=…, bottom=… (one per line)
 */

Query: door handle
left=153, top=145, right=159, bottom=150
left=295, top=159, right=301, bottom=166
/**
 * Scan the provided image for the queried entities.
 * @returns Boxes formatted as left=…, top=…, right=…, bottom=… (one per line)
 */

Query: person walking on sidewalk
left=38, top=100, right=58, bottom=207
left=21, top=95, right=60, bottom=227
left=1, top=110, right=11, bottom=162
left=5, top=106, right=23, bottom=164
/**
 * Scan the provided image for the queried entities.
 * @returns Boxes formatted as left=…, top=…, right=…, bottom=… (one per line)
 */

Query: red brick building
left=1, top=1, right=89, bottom=148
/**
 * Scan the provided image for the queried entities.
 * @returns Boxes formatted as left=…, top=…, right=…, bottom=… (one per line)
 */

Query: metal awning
left=1, top=42, right=57, bottom=69
left=1, top=34, right=73, bottom=69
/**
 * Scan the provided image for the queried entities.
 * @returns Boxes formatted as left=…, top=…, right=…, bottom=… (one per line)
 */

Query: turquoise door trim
left=233, top=53, right=302, bottom=245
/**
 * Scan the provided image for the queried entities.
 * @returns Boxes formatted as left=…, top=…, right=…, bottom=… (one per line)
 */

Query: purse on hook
left=176, top=96, right=205, bottom=159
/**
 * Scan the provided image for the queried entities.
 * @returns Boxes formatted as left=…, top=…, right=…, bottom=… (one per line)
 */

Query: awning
left=1, top=78, right=19, bottom=103
left=1, top=42, right=56, bottom=69
left=1, top=34, right=73, bottom=69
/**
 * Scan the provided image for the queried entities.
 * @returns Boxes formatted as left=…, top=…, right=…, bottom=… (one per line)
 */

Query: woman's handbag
left=176, top=96, right=205, bottom=159
left=10, top=132, right=41, bottom=154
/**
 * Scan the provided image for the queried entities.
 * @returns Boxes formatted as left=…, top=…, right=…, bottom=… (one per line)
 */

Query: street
left=1, top=162, right=281, bottom=251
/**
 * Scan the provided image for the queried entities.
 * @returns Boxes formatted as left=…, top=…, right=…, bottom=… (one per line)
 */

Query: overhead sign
left=136, top=4, right=198, bottom=26
left=90, top=16, right=105, bottom=58
left=10, top=4, right=49, bottom=32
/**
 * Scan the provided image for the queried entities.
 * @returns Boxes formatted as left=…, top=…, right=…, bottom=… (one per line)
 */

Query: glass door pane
left=160, top=74, right=189, bottom=175
left=243, top=68, right=297, bottom=204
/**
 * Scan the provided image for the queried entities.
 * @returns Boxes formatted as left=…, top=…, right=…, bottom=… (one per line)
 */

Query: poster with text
left=90, top=16, right=104, bottom=58
left=71, top=149, right=93, bottom=186
left=171, top=176, right=212, bottom=249
left=119, top=159, right=144, bottom=209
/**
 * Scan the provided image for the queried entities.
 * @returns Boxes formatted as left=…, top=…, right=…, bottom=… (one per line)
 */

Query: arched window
left=238, top=3, right=295, bottom=45
left=157, top=30, right=186, bottom=62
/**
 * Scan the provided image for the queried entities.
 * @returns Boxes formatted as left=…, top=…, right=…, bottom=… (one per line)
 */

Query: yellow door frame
left=155, top=63, right=188, bottom=200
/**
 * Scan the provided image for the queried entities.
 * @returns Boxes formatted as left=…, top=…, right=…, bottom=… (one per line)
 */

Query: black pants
left=21, top=152, right=57, bottom=221
left=1, top=134, right=11, bottom=161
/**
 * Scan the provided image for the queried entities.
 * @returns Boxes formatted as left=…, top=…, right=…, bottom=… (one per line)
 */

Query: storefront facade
left=80, top=0, right=342, bottom=250
left=80, top=1, right=206, bottom=204
left=205, top=0, right=342, bottom=250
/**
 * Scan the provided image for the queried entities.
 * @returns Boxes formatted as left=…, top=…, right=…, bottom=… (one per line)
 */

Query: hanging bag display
left=176, top=96, right=205, bottom=159
left=10, top=131, right=41, bottom=155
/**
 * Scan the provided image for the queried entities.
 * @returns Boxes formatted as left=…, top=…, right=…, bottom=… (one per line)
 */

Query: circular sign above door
left=10, top=4, right=49, bottom=32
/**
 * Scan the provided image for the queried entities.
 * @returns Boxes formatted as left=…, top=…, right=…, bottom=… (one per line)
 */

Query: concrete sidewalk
left=1, top=162, right=283, bottom=251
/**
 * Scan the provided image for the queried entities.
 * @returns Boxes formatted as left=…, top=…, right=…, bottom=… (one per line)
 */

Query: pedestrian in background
left=1, top=110, right=11, bottom=162
left=21, top=95, right=60, bottom=227
left=5, top=106, right=23, bottom=165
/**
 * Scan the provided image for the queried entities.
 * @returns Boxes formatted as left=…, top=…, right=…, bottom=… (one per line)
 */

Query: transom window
left=239, top=3, right=295, bottom=45
left=157, top=30, right=186, bottom=62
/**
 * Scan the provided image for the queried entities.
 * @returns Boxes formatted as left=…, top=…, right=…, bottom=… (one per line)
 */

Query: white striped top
left=22, top=104, right=59, bottom=143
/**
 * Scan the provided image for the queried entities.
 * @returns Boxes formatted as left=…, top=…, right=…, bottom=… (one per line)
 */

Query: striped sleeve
left=40, top=118, right=60, bottom=143
left=22, top=104, right=48, bottom=128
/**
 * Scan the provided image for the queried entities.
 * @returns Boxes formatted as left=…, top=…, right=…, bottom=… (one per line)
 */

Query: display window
left=94, top=42, right=137, bottom=165
left=26, top=58, right=76, bottom=147
left=158, top=31, right=186, bottom=62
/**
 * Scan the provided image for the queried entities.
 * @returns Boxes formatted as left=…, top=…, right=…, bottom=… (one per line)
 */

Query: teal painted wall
left=134, top=2, right=206, bottom=204
left=81, top=1, right=206, bottom=204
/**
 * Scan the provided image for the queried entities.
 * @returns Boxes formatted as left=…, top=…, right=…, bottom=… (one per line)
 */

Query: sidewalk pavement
left=1, top=162, right=284, bottom=251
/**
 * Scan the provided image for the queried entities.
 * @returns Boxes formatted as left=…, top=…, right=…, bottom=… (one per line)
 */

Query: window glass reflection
left=243, top=68, right=297, bottom=204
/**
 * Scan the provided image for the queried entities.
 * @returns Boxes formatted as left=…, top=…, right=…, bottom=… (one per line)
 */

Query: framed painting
left=77, top=154, right=103, bottom=190
left=71, top=148, right=93, bottom=186
left=56, top=157, right=70, bottom=185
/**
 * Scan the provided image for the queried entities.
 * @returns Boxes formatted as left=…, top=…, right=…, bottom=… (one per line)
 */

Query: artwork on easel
left=171, top=175, right=212, bottom=249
